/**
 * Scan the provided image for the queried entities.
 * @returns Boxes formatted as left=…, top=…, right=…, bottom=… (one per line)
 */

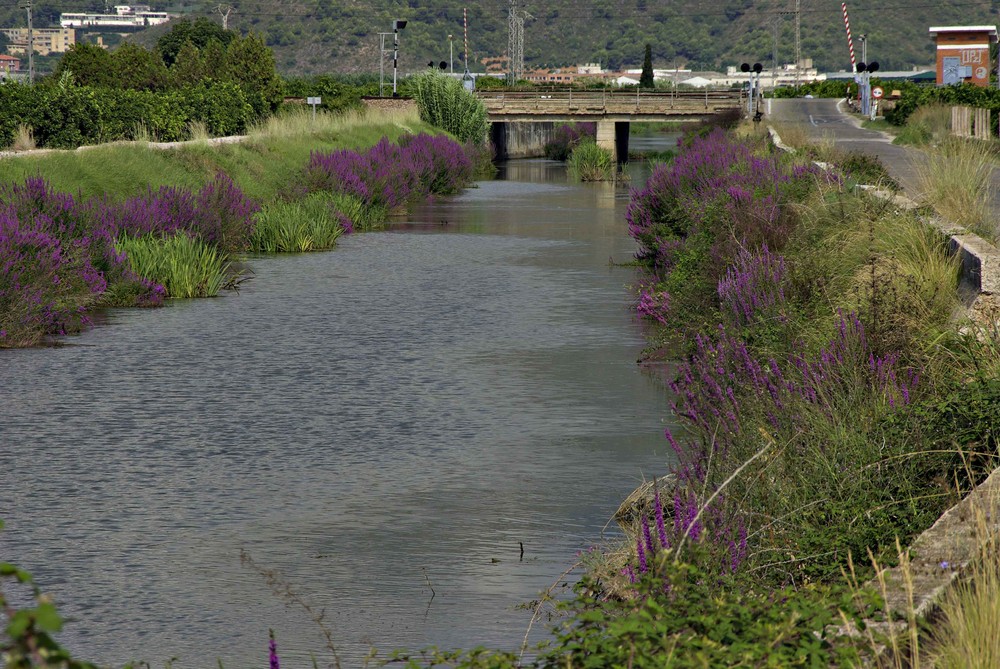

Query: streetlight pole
left=448, top=34, right=453, bottom=73
left=392, top=19, right=407, bottom=97
left=860, top=34, right=867, bottom=66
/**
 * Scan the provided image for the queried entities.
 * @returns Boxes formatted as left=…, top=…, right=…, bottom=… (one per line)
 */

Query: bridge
left=476, top=89, right=745, bottom=160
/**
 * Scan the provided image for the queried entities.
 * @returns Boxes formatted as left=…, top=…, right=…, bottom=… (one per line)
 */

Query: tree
left=223, top=32, right=283, bottom=117
left=112, top=43, right=168, bottom=91
left=640, top=43, right=654, bottom=88
left=157, top=17, right=233, bottom=67
left=52, top=43, right=114, bottom=88
left=169, top=40, right=204, bottom=88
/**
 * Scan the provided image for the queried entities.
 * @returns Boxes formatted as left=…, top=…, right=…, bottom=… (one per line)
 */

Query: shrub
left=410, top=72, right=489, bottom=145
left=304, top=133, right=474, bottom=215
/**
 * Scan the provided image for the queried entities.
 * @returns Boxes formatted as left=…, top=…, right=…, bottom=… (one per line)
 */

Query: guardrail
left=476, top=89, right=744, bottom=114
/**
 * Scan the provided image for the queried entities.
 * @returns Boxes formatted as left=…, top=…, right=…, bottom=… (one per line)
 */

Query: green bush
left=884, top=81, right=1000, bottom=128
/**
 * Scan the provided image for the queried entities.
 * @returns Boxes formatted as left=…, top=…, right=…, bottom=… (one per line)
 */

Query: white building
left=60, top=5, right=175, bottom=31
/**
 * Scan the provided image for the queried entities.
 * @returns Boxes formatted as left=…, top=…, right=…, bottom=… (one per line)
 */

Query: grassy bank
left=0, top=108, right=436, bottom=201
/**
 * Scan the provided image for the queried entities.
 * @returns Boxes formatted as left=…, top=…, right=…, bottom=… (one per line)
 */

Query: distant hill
left=5, top=0, right=997, bottom=77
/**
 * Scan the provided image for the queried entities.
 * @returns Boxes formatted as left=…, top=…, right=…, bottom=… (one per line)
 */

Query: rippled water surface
left=1, top=154, right=678, bottom=667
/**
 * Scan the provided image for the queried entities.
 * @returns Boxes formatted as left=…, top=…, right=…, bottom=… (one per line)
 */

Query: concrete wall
left=491, top=121, right=558, bottom=160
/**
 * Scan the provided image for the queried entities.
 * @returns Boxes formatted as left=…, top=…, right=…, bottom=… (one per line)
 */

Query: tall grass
left=251, top=193, right=346, bottom=253
left=10, top=124, right=35, bottom=151
left=895, top=102, right=952, bottom=146
left=187, top=120, right=211, bottom=142
left=409, top=72, right=489, bottom=145
left=116, top=232, right=229, bottom=298
left=917, top=137, right=997, bottom=241
left=930, top=526, right=1000, bottom=668
left=567, top=140, right=616, bottom=181
left=0, top=112, right=440, bottom=202
left=247, top=106, right=421, bottom=141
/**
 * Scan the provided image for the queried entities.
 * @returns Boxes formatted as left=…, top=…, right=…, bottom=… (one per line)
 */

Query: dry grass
left=929, top=522, right=1000, bottom=668
left=766, top=121, right=810, bottom=151
left=908, top=103, right=952, bottom=143
left=247, top=106, right=421, bottom=140
left=132, top=122, right=153, bottom=144
left=916, top=138, right=998, bottom=242
left=10, top=124, right=35, bottom=152
left=187, top=120, right=211, bottom=142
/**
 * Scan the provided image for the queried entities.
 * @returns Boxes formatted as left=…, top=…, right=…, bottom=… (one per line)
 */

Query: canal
left=0, top=143, right=678, bottom=667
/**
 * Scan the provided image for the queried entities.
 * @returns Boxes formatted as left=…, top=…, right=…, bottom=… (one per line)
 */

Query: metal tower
left=507, top=0, right=525, bottom=83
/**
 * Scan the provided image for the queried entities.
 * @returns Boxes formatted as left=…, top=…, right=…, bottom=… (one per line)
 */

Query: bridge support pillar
left=596, top=121, right=631, bottom=163
left=596, top=121, right=616, bottom=160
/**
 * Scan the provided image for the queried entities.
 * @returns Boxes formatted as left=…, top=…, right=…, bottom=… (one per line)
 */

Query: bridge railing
left=475, top=89, right=743, bottom=114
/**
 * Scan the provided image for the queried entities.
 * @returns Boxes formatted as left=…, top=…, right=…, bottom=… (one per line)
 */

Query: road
left=766, top=97, right=923, bottom=196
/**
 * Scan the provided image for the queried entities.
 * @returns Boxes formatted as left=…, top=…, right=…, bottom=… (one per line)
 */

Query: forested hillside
left=3, top=0, right=996, bottom=76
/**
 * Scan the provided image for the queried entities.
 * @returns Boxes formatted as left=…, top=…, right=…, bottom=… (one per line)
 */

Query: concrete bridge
left=477, top=89, right=745, bottom=161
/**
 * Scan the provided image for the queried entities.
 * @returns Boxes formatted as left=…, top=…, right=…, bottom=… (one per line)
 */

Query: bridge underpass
left=478, top=89, right=745, bottom=161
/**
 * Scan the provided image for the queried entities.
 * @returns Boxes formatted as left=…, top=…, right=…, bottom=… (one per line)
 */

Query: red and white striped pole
left=464, top=7, right=469, bottom=66
left=842, top=3, right=857, bottom=71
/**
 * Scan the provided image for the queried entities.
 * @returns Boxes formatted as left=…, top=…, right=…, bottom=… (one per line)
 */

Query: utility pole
left=772, top=15, right=780, bottom=90
left=19, top=0, right=33, bottom=84
left=448, top=34, right=453, bottom=73
left=794, top=0, right=801, bottom=87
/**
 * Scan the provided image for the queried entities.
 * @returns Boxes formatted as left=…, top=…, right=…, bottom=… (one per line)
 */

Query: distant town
left=0, top=6, right=940, bottom=87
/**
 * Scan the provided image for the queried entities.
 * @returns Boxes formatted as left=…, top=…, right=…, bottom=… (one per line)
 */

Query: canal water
left=0, top=142, right=678, bottom=667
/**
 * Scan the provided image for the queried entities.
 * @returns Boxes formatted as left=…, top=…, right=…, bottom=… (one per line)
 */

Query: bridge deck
left=478, top=89, right=744, bottom=121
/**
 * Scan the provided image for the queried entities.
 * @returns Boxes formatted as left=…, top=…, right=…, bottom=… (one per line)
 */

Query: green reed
left=116, top=232, right=230, bottom=298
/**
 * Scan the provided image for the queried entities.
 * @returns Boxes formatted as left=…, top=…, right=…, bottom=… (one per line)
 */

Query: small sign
left=307, top=97, right=322, bottom=105
left=871, top=87, right=884, bottom=99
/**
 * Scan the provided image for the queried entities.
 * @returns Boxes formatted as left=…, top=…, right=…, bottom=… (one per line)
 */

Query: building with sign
left=929, top=25, right=997, bottom=87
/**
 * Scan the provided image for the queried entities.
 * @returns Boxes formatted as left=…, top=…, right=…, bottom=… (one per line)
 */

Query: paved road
left=766, top=97, right=924, bottom=196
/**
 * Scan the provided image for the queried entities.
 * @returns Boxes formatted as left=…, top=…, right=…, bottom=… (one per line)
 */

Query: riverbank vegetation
left=7, top=91, right=1000, bottom=667
left=0, top=107, right=481, bottom=349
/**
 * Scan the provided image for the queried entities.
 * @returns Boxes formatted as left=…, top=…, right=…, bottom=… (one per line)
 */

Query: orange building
left=929, top=25, right=997, bottom=86
left=0, top=53, right=20, bottom=73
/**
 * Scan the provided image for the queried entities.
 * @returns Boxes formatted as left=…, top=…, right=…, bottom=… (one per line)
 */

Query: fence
left=951, top=106, right=992, bottom=141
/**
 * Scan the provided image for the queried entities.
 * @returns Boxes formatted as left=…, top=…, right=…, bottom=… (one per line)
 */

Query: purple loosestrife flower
left=636, top=535, right=647, bottom=574
left=641, top=515, right=655, bottom=555
left=654, top=487, right=668, bottom=549
left=717, top=244, right=788, bottom=328
left=269, top=629, right=280, bottom=669
left=636, top=285, right=671, bottom=324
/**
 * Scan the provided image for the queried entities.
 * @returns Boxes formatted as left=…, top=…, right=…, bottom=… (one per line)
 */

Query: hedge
left=0, top=80, right=255, bottom=148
